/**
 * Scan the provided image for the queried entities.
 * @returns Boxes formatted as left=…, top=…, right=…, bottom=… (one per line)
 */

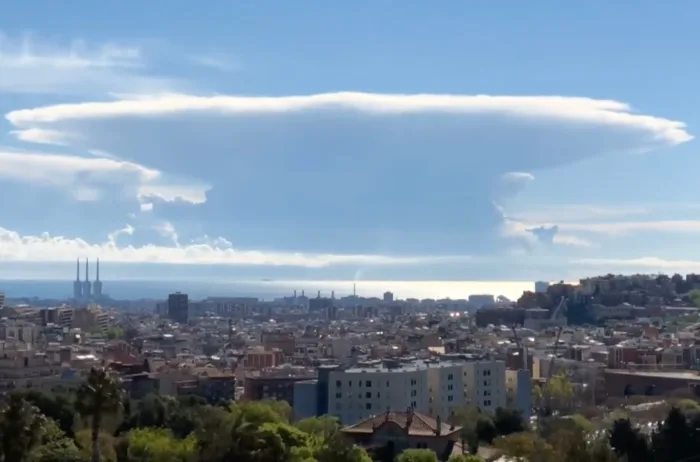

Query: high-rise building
left=383, top=291, right=394, bottom=302
left=167, top=292, right=189, bottom=324
left=73, top=259, right=82, bottom=299
left=93, top=258, right=103, bottom=297
left=535, top=281, right=550, bottom=293
left=82, top=258, right=92, bottom=299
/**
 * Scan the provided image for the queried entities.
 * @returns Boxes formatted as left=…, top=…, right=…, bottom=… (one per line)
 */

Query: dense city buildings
left=4, top=271, right=700, bottom=459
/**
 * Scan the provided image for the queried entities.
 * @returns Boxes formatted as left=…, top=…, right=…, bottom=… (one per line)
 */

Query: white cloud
left=10, top=128, right=80, bottom=146
left=0, top=149, right=158, bottom=185
left=509, top=204, right=652, bottom=223
left=137, top=182, right=209, bottom=204
left=1, top=91, right=691, bottom=260
left=0, top=149, right=208, bottom=205
left=573, top=257, right=700, bottom=272
left=5, top=93, right=692, bottom=146
left=0, top=226, right=470, bottom=268
left=552, top=234, right=594, bottom=248
left=0, top=33, right=173, bottom=94
left=190, top=53, right=241, bottom=71
left=501, top=172, right=535, bottom=183
left=555, top=220, right=700, bottom=235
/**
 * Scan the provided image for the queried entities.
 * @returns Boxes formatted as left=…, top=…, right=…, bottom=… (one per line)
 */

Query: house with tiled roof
left=341, top=408, right=461, bottom=461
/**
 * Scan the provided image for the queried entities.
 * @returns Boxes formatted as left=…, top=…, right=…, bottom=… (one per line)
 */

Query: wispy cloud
left=9, top=128, right=81, bottom=146
left=0, top=224, right=472, bottom=268
left=0, top=32, right=175, bottom=95
left=190, top=53, right=241, bottom=71
left=573, top=257, right=700, bottom=272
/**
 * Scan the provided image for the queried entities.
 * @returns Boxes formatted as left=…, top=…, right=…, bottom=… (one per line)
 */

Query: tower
left=73, top=258, right=82, bottom=299
left=82, top=258, right=92, bottom=298
left=93, top=258, right=103, bottom=297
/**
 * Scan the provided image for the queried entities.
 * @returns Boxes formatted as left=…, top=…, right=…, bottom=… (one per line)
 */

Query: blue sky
left=1, top=1, right=699, bottom=286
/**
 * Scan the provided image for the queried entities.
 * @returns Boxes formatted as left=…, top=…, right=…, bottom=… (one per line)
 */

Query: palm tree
left=75, top=367, right=122, bottom=462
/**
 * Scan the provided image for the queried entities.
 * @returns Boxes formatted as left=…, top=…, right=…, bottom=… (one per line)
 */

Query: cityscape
left=2, top=1, right=700, bottom=462
left=0, top=271, right=699, bottom=460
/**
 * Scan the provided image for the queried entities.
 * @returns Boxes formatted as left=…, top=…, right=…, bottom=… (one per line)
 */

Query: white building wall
left=329, top=367, right=429, bottom=425
left=463, top=360, right=507, bottom=413
left=329, top=362, right=474, bottom=424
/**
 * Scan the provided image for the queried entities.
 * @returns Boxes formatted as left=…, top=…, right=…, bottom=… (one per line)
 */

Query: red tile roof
left=341, top=410, right=460, bottom=437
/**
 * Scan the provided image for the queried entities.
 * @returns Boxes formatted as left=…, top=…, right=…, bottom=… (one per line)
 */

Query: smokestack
left=76, top=258, right=80, bottom=281
left=96, top=258, right=100, bottom=281
left=85, top=258, right=89, bottom=281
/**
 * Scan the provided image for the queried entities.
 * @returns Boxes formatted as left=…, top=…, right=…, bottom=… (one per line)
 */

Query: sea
left=0, top=279, right=535, bottom=302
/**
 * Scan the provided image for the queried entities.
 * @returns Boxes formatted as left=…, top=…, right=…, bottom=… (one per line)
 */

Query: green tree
left=106, top=327, right=124, bottom=340
left=395, top=448, right=439, bottom=462
left=75, top=430, right=117, bottom=462
left=228, top=400, right=291, bottom=427
left=12, top=389, right=78, bottom=437
left=546, top=372, right=574, bottom=413
left=493, top=407, right=527, bottom=436
left=75, top=367, right=123, bottom=462
left=447, top=455, right=484, bottom=462
left=28, top=419, right=82, bottom=462
left=126, top=427, right=195, bottom=462
left=315, top=431, right=372, bottom=462
left=608, top=417, right=652, bottom=462
left=0, top=394, right=46, bottom=462
left=494, top=432, right=556, bottom=462
left=689, top=289, right=700, bottom=308
left=294, top=415, right=340, bottom=438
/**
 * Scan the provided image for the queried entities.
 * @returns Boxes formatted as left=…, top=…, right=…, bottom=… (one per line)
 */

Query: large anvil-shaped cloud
left=4, top=92, right=691, bottom=259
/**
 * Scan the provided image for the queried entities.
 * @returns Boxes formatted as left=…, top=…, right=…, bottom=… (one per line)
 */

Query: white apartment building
left=463, top=360, right=506, bottom=412
left=328, top=359, right=506, bottom=424
left=329, top=363, right=430, bottom=424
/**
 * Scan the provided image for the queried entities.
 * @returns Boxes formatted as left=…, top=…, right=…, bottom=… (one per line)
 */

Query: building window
left=365, top=392, right=371, bottom=399
left=411, top=379, right=417, bottom=386
left=447, top=384, right=453, bottom=391
left=483, top=369, right=491, bottom=376
left=447, top=373, right=453, bottom=380
left=365, top=380, right=372, bottom=387
left=348, top=381, right=352, bottom=387
left=411, top=401, right=417, bottom=408
left=386, top=380, right=390, bottom=387
left=335, top=392, right=342, bottom=398
left=411, top=390, right=417, bottom=397
left=448, top=395, right=453, bottom=402
left=365, top=402, right=372, bottom=410
left=484, top=400, right=491, bottom=407
left=336, top=380, right=342, bottom=387
left=484, top=390, right=491, bottom=396
left=377, top=392, right=381, bottom=398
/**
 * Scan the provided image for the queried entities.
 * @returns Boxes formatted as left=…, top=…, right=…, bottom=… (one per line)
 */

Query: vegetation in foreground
left=2, top=367, right=700, bottom=461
